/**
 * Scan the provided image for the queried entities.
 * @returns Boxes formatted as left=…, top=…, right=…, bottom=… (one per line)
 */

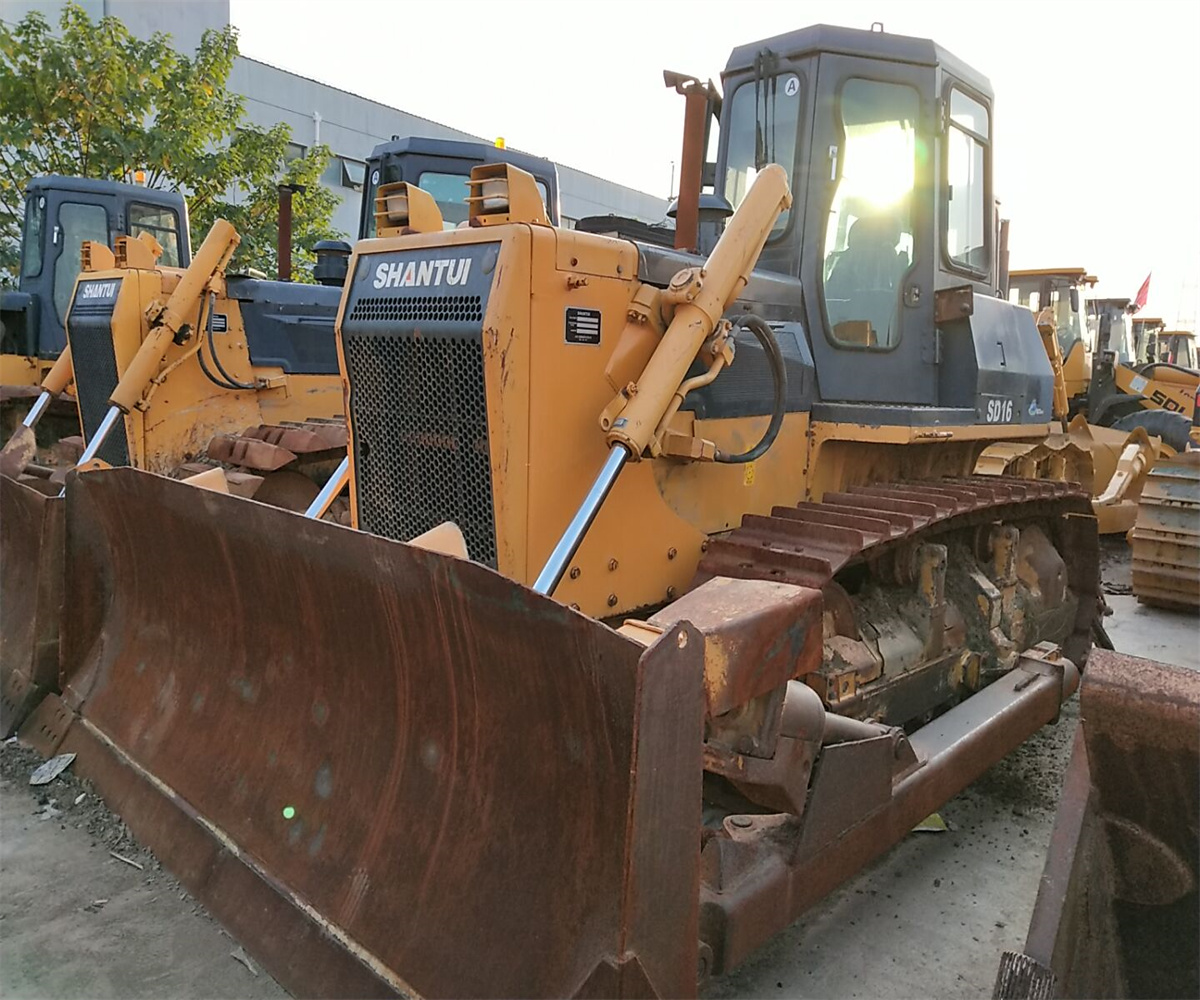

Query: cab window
left=54, top=202, right=109, bottom=324
left=418, top=171, right=550, bottom=230
left=129, top=202, right=183, bottom=267
left=822, top=79, right=919, bottom=349
left=722, top=72, right=802, bottom=238
left=21, top=195, right=45, bottom=279
left=945, top=88, right=989, bottom=273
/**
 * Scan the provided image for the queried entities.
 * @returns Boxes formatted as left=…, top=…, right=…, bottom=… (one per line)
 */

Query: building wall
left=2, top=0, right=668, bottom=237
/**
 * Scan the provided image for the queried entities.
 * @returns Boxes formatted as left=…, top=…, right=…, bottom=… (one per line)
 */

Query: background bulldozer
left=1, top=176, right=190, bottom=448
left=17, top=24, right=1104, bottom=998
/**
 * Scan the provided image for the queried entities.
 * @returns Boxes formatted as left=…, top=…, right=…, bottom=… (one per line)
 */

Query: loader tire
left=1112, top=409, right=1191, bottom=454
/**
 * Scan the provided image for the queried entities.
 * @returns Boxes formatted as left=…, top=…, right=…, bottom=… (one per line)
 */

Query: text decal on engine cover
left=372, top=257, right=472, bottom=289
left=565, top=307, right=601, bottom=345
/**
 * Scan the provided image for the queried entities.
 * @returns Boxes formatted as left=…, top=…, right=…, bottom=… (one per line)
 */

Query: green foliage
left=194, top=145, right=343, bottom=280
left=0, top=2, right=343, bottom=284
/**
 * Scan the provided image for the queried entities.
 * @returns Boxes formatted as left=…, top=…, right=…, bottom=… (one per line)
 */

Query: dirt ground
left=0, top=540, right=1194, bottom=1000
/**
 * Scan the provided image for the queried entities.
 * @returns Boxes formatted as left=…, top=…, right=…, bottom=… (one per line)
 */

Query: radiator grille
left=348, top=295, right=483, bottom=325
left=67, top=301, right=129, bottom=466
left=343, top=323, right=496, bottom=566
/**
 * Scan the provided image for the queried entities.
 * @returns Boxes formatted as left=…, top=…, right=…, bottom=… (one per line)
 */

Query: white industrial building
left=1, top=0, right=668, bottom=235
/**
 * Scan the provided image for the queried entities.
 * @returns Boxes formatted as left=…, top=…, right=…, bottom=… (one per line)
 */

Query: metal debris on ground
left=29, top=752, right=75, bottom=785
left=109, top=851, right=144, bottom=870
left=231, top=947, right=260, bottom=976
left=914, top=812, right=949, bottom=832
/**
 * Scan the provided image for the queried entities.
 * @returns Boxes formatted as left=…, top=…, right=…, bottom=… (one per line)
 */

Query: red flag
left=1133, top=272, right=1151, bottom=313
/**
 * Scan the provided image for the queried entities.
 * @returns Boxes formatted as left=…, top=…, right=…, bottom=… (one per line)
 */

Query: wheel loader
left=17, top=24, right=1103, bottom=998
left=1013, top=281, right=1198, bottom=534
left=1009, top=268, right=1098, bottom=407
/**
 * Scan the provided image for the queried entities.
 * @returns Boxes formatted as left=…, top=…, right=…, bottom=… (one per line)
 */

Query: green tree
left=0, top=2, right=342, bottom=283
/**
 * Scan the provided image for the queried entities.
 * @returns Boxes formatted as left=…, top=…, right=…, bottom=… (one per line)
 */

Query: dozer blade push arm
left=533, top=165, right=791, bottom=595
left=76, top=220, right=240, bottom=469
left=0, top=346, right=73, bottom=478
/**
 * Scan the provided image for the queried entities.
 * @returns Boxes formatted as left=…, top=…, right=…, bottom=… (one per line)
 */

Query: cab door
left=40, top=193, right=114, bottom=355
left=799, top=53, right=938, bottom=406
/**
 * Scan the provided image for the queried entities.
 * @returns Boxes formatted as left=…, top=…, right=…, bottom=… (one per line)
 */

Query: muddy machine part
left=995, top=651, right=1199, bottom=999
left=29, top=24, right=1106, bottom=999
left=0, top=477, right=63, bottom=737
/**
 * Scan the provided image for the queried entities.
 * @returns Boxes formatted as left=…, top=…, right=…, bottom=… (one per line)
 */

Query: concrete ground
left=1, top=542, right=1195, bottom=1000
left=0, top=748, right=287, bottom=1000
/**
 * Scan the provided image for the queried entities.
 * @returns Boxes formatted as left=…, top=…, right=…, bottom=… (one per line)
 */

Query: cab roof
left=366, top=136, right=557, bottom=181
left=1009, top=268, right=1095, bottom=284
left=725, top=23, right=992, bottom=100
left=26, top=174, right=185, bottom=206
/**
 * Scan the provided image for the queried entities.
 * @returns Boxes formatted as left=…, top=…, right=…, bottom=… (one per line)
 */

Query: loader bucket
left=1129, top=452, right=1200, bottom=609
left=54, top=467, right=706, bottom=999
left=994, top=650, right=1199, bottom=999
left=0, top=474, right=64, bottom=736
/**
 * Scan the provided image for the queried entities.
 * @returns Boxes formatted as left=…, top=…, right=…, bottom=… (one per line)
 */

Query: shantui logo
left=372, top=257, right=472, bottom=290
left=79, top=281, right=119, bottom=299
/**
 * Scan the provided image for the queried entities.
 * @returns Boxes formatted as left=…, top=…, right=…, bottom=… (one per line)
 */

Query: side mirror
left=1069, top=286, right=1079, bottom=312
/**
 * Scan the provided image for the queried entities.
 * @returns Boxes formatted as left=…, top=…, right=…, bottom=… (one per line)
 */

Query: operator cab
left=359, top=137, right=561, bottom=237
left=1008, top=269, right=1097, bottom=361
left=1132, top=316, right=1166, bottom=365
left=1156, top=331, right=1197, bottom=370
left=4, top=176, right=190, bottom=358
left=702, top=24, right=1045, bottom=415
left=1086, top=296, right=1135, bottom=364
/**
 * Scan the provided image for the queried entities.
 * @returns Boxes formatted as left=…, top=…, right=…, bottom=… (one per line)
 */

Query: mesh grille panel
left=344, top=329, right=496, bottom=566
left=348, top=295, right=483, bottom=325
left=68, top=302, right=129, bottom=466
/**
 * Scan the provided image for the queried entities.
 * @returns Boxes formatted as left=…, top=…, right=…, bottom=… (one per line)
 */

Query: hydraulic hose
left=199, top=291, right=256, bottom=391
left=714, top=314, right=787, bottom=464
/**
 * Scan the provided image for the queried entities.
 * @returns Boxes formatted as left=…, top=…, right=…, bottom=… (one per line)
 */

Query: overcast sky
left=230, top=0, right=1198, bottom=324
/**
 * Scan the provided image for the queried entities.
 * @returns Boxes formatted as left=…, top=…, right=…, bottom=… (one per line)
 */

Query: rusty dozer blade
left=995, top=651, right=1199, bottom=999
left=0, top=474, right=64, bottom=737
left=53, top=467, right=705, bottom=999
left=47, top=468, right=1088, bottom=998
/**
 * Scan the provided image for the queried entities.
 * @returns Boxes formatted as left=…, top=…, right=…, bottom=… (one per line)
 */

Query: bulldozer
left=17, top=24, right=1103, bottom=998
left=0, top=139, right=569, bottom=733
left=1, top=139, right=563, bottom=466
left=1, top=176, right=191, bottom=445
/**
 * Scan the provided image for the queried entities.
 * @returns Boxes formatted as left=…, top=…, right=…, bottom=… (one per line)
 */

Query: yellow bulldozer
left=0, top=220, right=346, bottom=737
left=0, top=140, right=570, bottom=736
left=13, top=23, right=1108, bottom=998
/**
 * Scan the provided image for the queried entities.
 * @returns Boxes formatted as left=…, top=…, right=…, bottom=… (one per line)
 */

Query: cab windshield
left=362, top=161, right=551, bottom=236
left=722, top=72, right=802, bottom=236
left=1009, top=279, right=1085, bottom=358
